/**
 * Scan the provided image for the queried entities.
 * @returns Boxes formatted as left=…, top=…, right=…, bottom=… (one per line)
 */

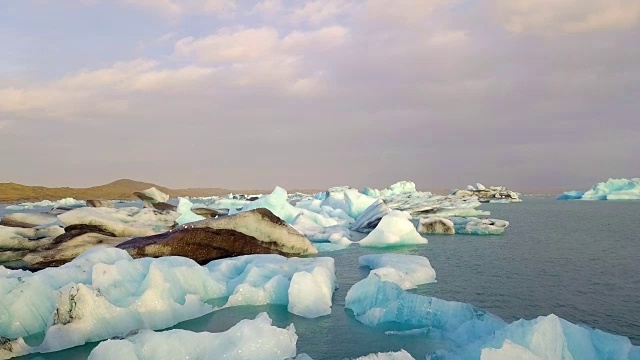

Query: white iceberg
left=235, top=187, right=302, bottom=223
left=359, top=254, right=436, bottom=289
left=5, top=198, right=86, bottom=210
left=87, top=312, right=298, bottom=360
left=449, top=217, right=509, bottom=235
left=359, top=211, right=427, bottom=247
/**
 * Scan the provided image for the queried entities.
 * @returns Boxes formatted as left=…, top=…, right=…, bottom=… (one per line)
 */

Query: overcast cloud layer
left=1, top=0, right=638, bottom=191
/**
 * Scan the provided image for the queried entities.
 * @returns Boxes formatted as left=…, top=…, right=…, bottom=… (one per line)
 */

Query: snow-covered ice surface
left=87, top=312, right=298, bottom=360
left=0, top=248, right=335, bottom=359
left=557, top=178, right=640, bottom=200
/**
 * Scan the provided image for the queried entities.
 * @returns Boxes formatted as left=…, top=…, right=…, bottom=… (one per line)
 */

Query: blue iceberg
left=557, top=178, right=640, bottom=201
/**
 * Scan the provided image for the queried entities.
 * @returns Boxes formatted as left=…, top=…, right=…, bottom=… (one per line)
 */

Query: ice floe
left=358, top=211, right=427, bottom=247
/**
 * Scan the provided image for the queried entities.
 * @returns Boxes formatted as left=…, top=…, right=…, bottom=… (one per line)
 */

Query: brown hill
left=0, top=179, right=321, bottom=203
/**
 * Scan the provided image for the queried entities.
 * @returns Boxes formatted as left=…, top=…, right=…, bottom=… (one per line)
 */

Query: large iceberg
left=557, top=178, right=640, bottom=200
left=0, top=248, right=335, bottom=359
left=57, top=207, right=178, bottom=237
left=88, top=312, right=298, bottom=360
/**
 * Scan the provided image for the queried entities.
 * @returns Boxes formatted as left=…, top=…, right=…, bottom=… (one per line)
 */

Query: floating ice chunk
left=351, top=199, right=391, bottom=233
left=353, top=349, right=416, bottom=360
left=439, top=314, right=640, bottom=360
left=345, top=274, right=505, bottom=345
left=87, top=312, right=298, bottom=360
left=380, top=181, right=418, bottom=197
left=449, top=217, right=509, bottom=235
left=238, top=187, right=302, bottom=223
left=175, top=197, right=205, bottom=226
left=289, top=265, right=335, bottom=318
left=467, top=185, right=476, bottom=191
left=476, top=183, right=486, bottom=190
left=0, top=249, right=335, bottom=359
left=6, top=198, right=86, bottom=210
left=359, top=211, right=427, bottom=247
left=211, top=255, right=335, bottom=316
left=135, top=187, right=170, bottom=203
left=0, top=212, right=58, bottom=228
left=417, top=217, right=455, bottom=235
left=557, top=178, right=640, bottom=201
left=359, top=254, right=436, bottom=289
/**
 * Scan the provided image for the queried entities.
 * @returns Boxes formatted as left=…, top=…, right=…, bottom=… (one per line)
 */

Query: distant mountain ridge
left=0, top=179, right=320, bottom=203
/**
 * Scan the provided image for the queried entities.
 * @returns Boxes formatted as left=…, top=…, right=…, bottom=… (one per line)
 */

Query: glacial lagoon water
left=5, top=197, right=640, bottom=359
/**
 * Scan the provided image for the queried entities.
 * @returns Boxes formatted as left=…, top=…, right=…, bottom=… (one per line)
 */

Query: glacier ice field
left=0, top=181, right=639, bottom=359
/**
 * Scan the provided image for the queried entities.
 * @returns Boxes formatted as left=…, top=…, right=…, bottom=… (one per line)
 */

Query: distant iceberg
left=5, top=198, right=86, bottom=210
left=557, top=178, right=640, bottom=200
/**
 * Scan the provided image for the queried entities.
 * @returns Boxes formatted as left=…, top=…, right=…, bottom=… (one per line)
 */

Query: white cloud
left=252, top=0, right=355, bottom=25
left=0, top=60, right=215, bottom=120
left=495, top=0, right=640, bottom=34
left=428, top=30, right=467, bottom=46
left=364, top=0, right=452, bottom=26
left=173, top=26, right=348, bottom=96
left=175, top=27, right=281, bottom=63
left=121, top=0, right=236, bottom=16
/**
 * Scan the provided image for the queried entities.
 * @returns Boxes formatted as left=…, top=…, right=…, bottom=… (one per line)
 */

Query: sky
left=0, top=0, right=639, bottom=191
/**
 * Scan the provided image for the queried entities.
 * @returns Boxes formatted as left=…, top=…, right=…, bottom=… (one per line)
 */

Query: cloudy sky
left=1, top=0, right=638, bottom=191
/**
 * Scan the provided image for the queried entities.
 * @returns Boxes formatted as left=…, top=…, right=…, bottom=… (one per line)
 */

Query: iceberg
left=236, top=186, right=302, bottom=223
left=351, top=199, right=391, bottom=233
left=0, top=212, right=58, bottom=228
left=359, top=211, right=427, bottom=247
left=345, top=273, right=505, bottom=345
left=175, top=197, right=206, bottom=226
left=557, top=178, right=640, bottom=201
left=57, top=207, right=177, bottom=237
left=87, top=313, right=298, bottom=360
left=453, top=185, right=521, bottom=203
left=5, top=198, right=86, bottom=210
left=0, top=248, right=335, bottom=359
left=433, top=314, right=640, bottom=360
left=133, top=187, right=170, bottom=203
left=359, top=254, right=436, bottom=289
left=417, top=217, right=455, bottom=235
left=449, top=217, right=509, bottom=235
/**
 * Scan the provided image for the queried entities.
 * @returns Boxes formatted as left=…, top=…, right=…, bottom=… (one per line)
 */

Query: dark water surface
left=6, top=198, right=640, bottom=359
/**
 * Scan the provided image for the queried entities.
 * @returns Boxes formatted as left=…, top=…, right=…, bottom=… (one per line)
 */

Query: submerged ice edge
left=346, top=254, right=640, bottom=360
left=0, top=248, right=336, bottom=359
